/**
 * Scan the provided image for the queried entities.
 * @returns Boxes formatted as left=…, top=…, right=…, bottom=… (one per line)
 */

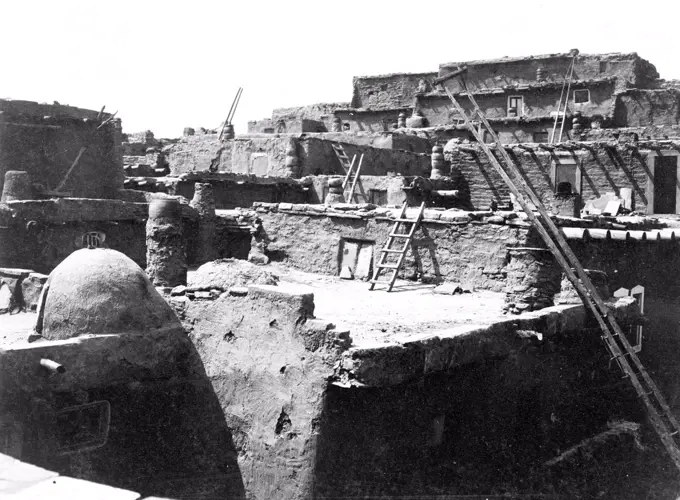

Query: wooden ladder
left=434, top=65, right=680, bottom=473
left=331, top=142, right=366, bottom=203
left=550, top=51, right=577, bottom=144
left=369, top=202, right=425, bottom=292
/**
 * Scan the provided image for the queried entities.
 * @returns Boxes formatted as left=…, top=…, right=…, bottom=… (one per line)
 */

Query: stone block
left=20, top=272, right=48, bottom=311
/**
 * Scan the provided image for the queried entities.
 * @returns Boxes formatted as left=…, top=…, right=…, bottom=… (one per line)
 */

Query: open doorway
left=653, top=155, right=678, bottom=214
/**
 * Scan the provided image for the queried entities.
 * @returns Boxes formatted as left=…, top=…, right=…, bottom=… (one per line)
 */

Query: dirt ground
left=267, top=264, right=507, bottom=347
left=0, top=312, right=35, bottom=345
left=2, top=268, right=507, bottom=349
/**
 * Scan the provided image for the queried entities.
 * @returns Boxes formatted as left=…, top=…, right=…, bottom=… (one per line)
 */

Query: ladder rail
left=348, top=154, right=364, bottom=202
left=370, top=203, right=425, bottom=292
left=342, top=154, right=357, bottom=190
left=439, top=80, right=680, bottom=469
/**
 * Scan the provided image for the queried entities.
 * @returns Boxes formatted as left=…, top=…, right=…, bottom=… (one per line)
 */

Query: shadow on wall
left=9, top=339, right=247, bottom=500
left=311, top=331, right=671, bottom=499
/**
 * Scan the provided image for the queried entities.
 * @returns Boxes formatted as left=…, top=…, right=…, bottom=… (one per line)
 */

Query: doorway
left=653, top=155, right=678, bottom=214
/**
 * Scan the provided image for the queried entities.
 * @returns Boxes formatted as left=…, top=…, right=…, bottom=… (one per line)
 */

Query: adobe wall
left=161, top=134, right=233, bottom=175
left=0, top=198, right=201, bottom=274
left=316, top=333, right=658, bottom=498
left=438, top=53, right=656, bottom=94
left=0, top=326, right=242, bottom=499
left=335, top=108, right=408, bottom=133
left=444, top=142, right=650, bottom=211
left=228, top=135, right=430, bottom=178
left=305, top=175, right=408, bottom=206
left=614, top=89, right=680, bottom=127
left=255, top=203, right=530, bottom=291
left=351, top=72, right=437, bottom=109
left=419, top=81, right=617, bottom=126
left=175, top=284, right=350, bottom=500
left=0, top=100, right=123, bottom=198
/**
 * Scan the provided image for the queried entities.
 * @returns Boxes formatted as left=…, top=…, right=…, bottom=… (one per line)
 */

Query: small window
left=507, top=96, right=523, bottom=117
left=551, top=159, right=581, bottom=195
left=533, top=132, right=549, bottom=143
left=599, top=61, right=607, bottom=73
left=262, top=127, right=275, bottom=133
left=343, top=123, right=351, bottom=131
left=574, top=89, right=590, bottom=104
left=369, top=189, right=388, bottom=206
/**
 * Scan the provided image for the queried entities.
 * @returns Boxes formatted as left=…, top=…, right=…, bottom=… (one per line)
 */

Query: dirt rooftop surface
left=266, top=264, right=507, bottom=347
left=2, top=269, right=508, bottom=350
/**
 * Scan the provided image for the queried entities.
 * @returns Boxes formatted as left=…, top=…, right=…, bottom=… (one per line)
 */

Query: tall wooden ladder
left=550, top=50, right=578, bottom=144
left=434, top=65, right=680, bottom=473
left=331, top=142, right=366, bottom=203
left=369, top=202, right=425, bottom=292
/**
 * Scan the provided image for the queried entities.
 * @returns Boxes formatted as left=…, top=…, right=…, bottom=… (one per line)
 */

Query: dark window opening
left=574, top=89, right=590, bottom=104
left=533, top=132, right=549, bottom=143
left=263, top=127, right=275, bottom=133
left=343, top=123, right=351, bottom=131
left=599, top=61, right=607, bottom=73
left=369, top=189, right=388, bottom=206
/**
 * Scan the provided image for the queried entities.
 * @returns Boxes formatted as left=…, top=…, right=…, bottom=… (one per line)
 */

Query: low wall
left=0, top=198, right=198, bottom=273
left=255, top=203, right=530, bottom=291
left=175, top=283, right=350, bottom=500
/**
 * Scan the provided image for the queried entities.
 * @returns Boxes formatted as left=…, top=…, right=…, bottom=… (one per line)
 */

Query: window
left=369, top=189, right=387, bottom=206
left=574, top=89, right=590, bottom=104
left=533, top=132, right=549, bottom=143
left=343, top=123, right=351, bottom=131
left=262, top=127, right=275, bottom=134
left=599, top=61, right=607, bottom=73
left=507, top=96, right=523, bottom=117
left=551, top=158, right=581, bottom=195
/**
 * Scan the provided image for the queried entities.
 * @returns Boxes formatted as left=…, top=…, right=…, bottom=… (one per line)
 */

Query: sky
left=1, top=0, right=679, bottom=138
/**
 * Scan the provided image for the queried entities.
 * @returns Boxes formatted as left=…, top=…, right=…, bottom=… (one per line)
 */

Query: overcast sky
left=1, top=0, right=678, bottom=138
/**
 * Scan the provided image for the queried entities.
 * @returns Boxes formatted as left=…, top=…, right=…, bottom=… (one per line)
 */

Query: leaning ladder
left=331, top=143, right=366, bottom=203
left=369, top=202, right=425, bottom=292
left=434, top=66, right=680, bottom=472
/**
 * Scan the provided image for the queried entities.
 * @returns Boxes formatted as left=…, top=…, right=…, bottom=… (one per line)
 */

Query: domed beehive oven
left=38, top=248, right=181, bottom=340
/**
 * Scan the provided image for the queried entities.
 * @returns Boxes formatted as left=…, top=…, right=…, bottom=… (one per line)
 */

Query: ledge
left=332, top=297, right=638, bottom=387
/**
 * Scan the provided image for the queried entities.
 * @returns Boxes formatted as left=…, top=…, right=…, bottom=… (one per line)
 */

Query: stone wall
left=0, top=100, right=123, bottom=198
left=444, top=142, right=650, bottom=212
left=255, top=203, right=529, bottom=291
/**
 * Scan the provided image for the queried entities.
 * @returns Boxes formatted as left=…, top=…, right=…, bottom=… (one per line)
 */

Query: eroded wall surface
left=444, top=143, right=650, bottom=211
left=175, top=284, right=349, bottom=500
left=0, top=100, right=123, bottom=198
left=256, top=204, right=529, bottom=290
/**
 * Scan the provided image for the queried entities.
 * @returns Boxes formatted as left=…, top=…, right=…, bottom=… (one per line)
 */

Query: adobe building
left=4, top=49, right=680, bottom=499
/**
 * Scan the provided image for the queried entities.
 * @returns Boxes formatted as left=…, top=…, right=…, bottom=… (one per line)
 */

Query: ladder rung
left=381, top=249, right=404, bottom=253
left=378, top=264, right=400, bottom=269
left=389, top=233, right=410, bottom=238
left=395, top=218, right=416, bottom=223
